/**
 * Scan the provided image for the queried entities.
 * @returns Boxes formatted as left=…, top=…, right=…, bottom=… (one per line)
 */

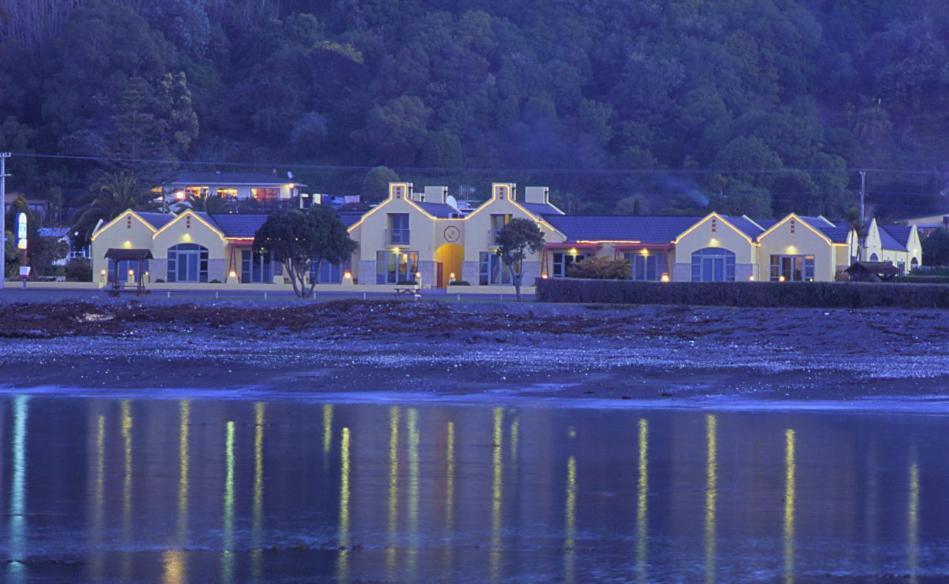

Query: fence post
left=264, top=291, right=268, bottom=301
left=166, top=291, right=170, bottom=299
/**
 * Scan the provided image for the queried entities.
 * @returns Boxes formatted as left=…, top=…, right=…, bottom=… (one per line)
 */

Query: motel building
left=90, top=182, right=922, bottom=289
left=160, top=171, right=305, bottom=205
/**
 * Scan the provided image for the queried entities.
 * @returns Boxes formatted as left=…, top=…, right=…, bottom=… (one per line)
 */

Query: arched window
left=691, top=248, right=736, bottom=282
left=168, top=244, right=209, bottom=282
left=911, top=257, right=919, bottom=268
left=869, top=253, right=879, bottom=262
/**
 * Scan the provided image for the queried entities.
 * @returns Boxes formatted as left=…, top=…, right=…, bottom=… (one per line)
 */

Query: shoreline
left=1, top=299, right=947, bottom=403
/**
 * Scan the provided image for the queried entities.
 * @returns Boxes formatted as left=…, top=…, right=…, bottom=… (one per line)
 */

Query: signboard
left=19, top=266, right=30, bottom=278
left=16, top=212, right=27, bottom=250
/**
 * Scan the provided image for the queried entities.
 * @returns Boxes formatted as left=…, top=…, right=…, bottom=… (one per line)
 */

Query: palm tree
left=186, top=190, right=229, bottom=214
left=73, top=170, right=157, bottom=241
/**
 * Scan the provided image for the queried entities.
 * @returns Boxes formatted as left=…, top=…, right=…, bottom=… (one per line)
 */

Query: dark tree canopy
left=496, top=217, right=544, bottom=300
left=1, top=0, right=947, bottom=221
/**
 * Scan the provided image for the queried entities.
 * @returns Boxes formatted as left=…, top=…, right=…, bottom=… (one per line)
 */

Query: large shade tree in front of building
left=253, top=207, right=357, bottom=298
left=496, top=218, right=545, bottom=302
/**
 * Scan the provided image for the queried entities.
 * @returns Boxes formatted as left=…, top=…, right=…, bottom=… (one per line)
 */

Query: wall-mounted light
left=660, top=274, right=670, bottom=283
left=709, top=238, right=719, bottom=247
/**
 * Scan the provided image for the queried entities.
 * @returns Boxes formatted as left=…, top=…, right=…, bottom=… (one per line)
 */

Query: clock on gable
left=443, top=225, right=461, bottom=243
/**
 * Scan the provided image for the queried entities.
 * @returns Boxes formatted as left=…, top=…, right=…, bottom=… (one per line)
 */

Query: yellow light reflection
left=8, top=396, right=29, bottom=582
left=323, top=404, right=333, bottom=456
left=386, top=407, right=400, bottom=577
left=908, top=462, right=919, bottom=584
left=177, top=401, right=191, bottom=545
left=510, top=417, right=520, bottom=471
left=407, top=409, right=420, bottom=579
left=705, top=415, right=718, bottom=584
left=337, top=426, right=352, bottom=583
left=636, top=418, right=648, bottom=584
left=162, top=549, right=185, bottom=584
left=784, top=429, right=796, bottom=584
left=564, top=456, right=577, bottom=584
left=222, top=421, right=236, bottom=583
left=252, top=403, right=265, bottom=581
left=445, top=421, right=456, bottom=570
left=490, top=407, right=504, bottom=582
left=92, top=414, right=106, bottom=579
left=121, top=400, right=133, bottom=579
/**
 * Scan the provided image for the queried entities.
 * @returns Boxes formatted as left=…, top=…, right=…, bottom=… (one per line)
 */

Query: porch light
left=779, top=276, right=786, bottom=282
left=787, top=245, right=798, bottom=254
left=122, top=240, right=132, bottom=248
left=228, top=270, right=237, bottom=279
left=709, top=238, right=719, bottom=247
left=392, top=246, right=400, bottom=254
left=749, top=275, right=755, bottom=281
left=568, top=247, right=578, bottom=256
left=127, top=269, right=135, bottom=277
left=416, top=271, right=422, bottom=280
left=343, top=271, right=352, bottom=280
left=660, top=274, right=670, bottom=283
left=640, top=248, right=649, bottom=256
left=541, top=272, right=549, bottom=279
left=100, top=269, right=106, bottom=277
left=174, top=190, right=186, bottom=201
left=182, top=233, right=192, bottom=242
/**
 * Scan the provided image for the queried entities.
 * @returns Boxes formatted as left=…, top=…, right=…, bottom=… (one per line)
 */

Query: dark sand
left=1, top=299, right=947, bottom=401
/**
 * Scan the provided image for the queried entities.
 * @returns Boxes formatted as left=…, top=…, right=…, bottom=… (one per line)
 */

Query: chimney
left=492, top=182, right=516, bottom=201
left=389, top=182, right=412, bottom=200
left=524, top=186, right=549, bottom=205
left=424, top=186, right=449, bottom=204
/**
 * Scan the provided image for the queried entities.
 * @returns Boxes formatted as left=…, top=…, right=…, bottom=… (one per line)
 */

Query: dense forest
left=0, top=0, right=947, bottom=224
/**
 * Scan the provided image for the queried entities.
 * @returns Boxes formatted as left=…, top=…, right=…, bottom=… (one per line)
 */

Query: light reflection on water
left=1, top=395, right=948, bottom=582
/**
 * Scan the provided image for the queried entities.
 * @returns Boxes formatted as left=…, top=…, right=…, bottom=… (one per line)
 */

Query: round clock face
left=443, top=225, right=461, bottom=243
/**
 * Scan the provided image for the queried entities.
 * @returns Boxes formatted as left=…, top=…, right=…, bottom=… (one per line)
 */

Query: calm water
left=0, top=394, right=947, bottom=583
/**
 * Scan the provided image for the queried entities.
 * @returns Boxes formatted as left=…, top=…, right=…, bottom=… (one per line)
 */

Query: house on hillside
left=159, top=171, right=305, bottom=205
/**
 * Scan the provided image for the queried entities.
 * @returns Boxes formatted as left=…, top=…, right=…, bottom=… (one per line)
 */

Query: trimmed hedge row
left=535, top=278, right=949, bottom=309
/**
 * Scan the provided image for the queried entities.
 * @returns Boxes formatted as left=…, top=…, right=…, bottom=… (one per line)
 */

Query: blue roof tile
left=878, top=225, right=908, bottom=251
left=417, top=202, right=459, bottom=218
left=880, top=224, right=912, bottom=250
left=722, top=215, right=765, bottom=238
left=137, top=212, right=176, bottom=230
left=542, top=215, right=700, bottom=244
left=521, top=202, right=564, bottom=216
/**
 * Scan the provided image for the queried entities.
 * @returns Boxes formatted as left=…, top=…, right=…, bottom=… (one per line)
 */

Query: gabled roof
left=801, top=215, right=834, bottom=227
left=207, top=214, right=269, bottom=238
left=137, top=212, right=176, bottom=230
left=878, top=225, right=908, bottom=251
left=818, top=224, right=851, bottom=244
left=880, top=224, right=912, bottom=250
left=338, top=211, right=365, bottom=228
left=416, top=201, right=459, bottom=218
left=722, top=215, right=765, bottom=239
left=542, top=215, right=700, bottom=244
left=166, top=171, right=303, bottom=186
left=521, top=202, right=564, bottom=217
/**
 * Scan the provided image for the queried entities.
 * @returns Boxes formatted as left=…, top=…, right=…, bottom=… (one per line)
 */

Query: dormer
left=492, top=182, right=516, bottom=201
left=524, top=186, right=550, bottom=205
left=389, top=182, right=412, bottom=200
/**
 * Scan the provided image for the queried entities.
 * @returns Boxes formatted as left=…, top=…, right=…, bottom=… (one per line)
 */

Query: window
left=552, top=252, right=588, bottom=277
left=241, top=249, right=273, bottom=283
left=310, top=260, right=349, bottom=284
left=625, top=251, right=664, bottom=281
left=479, top=252, right=517, bottom=285
left=769, top=255, right=815, bottom=282
left=691, top=248, right=736, bottom=282
left=251, top=187, right=279, bottom=201
left=869, top=253, right=879, bottom=261
left=376, top=250, right=418, bottom=284
left=167, top=244, right=209, bottom=282
left=490, top=214, right=511, bottom=243
left=388, top=214, right=410, bottom=245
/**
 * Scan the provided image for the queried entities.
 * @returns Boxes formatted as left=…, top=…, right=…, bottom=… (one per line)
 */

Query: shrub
left=566, top=256, right=630, bottom=279
left=449, top=280, right=471, bottom=286
left=535, top=278, right=949, bottom=309
left=64, top=258, right=92, bottom=282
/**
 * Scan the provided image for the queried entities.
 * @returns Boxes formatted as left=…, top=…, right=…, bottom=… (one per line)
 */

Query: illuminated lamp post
left=0, top=152, right=9, bottom=289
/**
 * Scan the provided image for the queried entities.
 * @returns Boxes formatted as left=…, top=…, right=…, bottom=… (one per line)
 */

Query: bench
left=394, top=286, right=421, bottom=300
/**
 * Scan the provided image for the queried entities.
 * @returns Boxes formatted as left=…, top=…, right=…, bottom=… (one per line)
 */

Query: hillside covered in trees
left=0, top=0, right=947, bottom=223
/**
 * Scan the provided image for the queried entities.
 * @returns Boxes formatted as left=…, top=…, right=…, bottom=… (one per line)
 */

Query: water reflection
left=490, top=407, right=503, bottom=582
left=784, top=429, right=796, bottom=584
left=705, top=415, right=718, bottom=584
left=337, top=426, right=351, bottom=583
left=564, top=455, right=577, bottom=584
left=0, top=396, right=944, bottom=583
left=386, top=406, right=400, bottom=578
left=8, top=396, right=29, bottom=583
left=636, top=418, right=648, bottom=584
left=252, top=402, right=265, bottom=581
left=222, top=420, right=236, bottom=583
left=908, top=461, right=919, bottom=584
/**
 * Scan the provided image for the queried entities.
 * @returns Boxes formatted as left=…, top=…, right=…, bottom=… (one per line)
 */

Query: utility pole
left=858, top=169, right=867, bottom=262
left=0, top=152, right=10, bottom=290
left=859, top=170, right=866, bottom=227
